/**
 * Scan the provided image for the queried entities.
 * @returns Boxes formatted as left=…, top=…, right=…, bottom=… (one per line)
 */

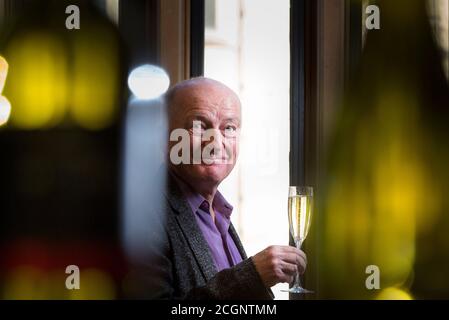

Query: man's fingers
left=297, top=257, right=306, bottom=275
left=281, top=262, right=298, bottom=276
left=297, top=250, right=307, bottom=264
left=281, top=252, right=307, bottom=274
left=280, top=251, right=307, bottom=268
left=278, top=246, right=307, bottom=263
left=255, top=245, right=309, bottom=287
left=278, top=245, right=300, bottom=254
left=281, top=252, right=300, bottom=264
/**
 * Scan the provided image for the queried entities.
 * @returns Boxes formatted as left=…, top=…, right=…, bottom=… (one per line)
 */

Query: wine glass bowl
left=283, top=186, right=314, bottom=294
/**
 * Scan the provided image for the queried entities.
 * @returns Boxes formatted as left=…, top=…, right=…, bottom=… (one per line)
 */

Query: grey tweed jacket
left=128, top=174, right=273, bottom=300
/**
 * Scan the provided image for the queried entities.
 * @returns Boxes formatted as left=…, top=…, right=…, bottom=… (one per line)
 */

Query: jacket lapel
left=229, top=223, right=248, bottom=260
left=165, top=175, right=217, bottom=281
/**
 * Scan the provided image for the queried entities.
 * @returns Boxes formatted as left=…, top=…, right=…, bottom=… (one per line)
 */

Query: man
left=134, top=77, right=306, bottom=299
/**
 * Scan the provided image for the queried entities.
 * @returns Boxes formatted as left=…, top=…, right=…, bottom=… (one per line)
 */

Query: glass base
left=282, top=286, right=314, bottom=294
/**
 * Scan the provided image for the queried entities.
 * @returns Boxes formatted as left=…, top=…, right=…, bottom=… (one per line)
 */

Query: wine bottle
left=318, top=0, right=449, bottom=299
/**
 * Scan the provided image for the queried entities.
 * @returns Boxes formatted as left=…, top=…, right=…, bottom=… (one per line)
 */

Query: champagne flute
left=283, top=186, right=313, bottom=294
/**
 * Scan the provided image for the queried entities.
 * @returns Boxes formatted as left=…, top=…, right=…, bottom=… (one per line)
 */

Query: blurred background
left=0, top=0, right=125, bottom=299
left=0, top=0, right=448, bottom=300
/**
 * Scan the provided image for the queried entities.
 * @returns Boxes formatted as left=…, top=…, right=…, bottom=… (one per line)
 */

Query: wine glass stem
left=294, top=239, right=303, bottom=288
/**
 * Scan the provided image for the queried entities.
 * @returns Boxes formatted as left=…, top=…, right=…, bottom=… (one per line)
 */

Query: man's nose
left=202, top=129, right=224, bottom=150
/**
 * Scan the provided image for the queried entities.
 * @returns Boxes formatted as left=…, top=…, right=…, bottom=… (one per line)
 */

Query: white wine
left=288, top=195, right=313, bottom=244
left=284, top=186, right=314, bottom=294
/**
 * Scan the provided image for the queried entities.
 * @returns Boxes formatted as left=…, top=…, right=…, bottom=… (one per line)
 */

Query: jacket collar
left=164, top=173, right=217, bottom=281
left=164, top=172, right=248, bottom=278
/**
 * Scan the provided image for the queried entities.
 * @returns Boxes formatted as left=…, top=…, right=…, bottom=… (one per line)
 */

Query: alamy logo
left=365, top=5, right=380, bottom=30
left=65, top=265, right=80, bottom=290
left=365, top=265, right=381, bottom=290
left=170, top=121, right=236, bottom=165
left=66, top=5, right=80, bottom=30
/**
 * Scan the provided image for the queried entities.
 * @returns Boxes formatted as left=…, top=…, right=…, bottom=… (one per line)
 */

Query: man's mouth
left=201, top=157, right=233, bottom=165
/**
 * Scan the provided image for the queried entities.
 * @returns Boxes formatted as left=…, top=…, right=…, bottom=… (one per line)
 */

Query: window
left=204, top=0, right=290, bottom=300
left=205, top=0, right=216, bottom=29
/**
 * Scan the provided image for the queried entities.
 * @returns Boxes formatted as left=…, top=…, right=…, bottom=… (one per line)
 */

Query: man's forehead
left=176, top=83, right=238, bottom=103
left=173, top=82, right=241, bottom=113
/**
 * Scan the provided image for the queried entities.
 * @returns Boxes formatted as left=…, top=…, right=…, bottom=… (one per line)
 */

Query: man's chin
left=194, top=163, right=231, bottom=181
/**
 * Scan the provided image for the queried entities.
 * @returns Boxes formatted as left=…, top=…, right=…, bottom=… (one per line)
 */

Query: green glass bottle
left=318, top=0, right=449, bottom=299
left=0, top=1, right=126, bottom=299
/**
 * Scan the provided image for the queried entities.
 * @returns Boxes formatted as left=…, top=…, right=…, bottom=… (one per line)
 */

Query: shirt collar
left=170, top=171, right=234, bottom=219
left=212, top=190, right=233, bottom=219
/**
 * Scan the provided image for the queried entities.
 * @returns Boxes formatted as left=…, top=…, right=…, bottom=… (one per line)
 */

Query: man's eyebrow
left=184, top=114, right=212, bottom=123
left=186, top=113, right=209, bottom=119
left=223, top=118, right=241, bottom=125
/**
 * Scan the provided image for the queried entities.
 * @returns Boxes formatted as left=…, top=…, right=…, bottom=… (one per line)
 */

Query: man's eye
left=192, top=122, right=206, bottom=135
left=224, top=126, right=237, bottom=135
left=192, top=122, right=205, bottom=130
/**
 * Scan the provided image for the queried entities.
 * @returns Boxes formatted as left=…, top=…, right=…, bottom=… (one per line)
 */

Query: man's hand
left=251, top=245, right=307, bottom=288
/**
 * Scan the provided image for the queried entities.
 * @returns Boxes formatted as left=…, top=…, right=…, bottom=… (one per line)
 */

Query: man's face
left=168, top=80, right=241, bottom=188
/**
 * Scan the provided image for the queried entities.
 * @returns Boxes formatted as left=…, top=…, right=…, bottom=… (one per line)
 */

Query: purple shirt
left=173, top=175, right=243, bottom=271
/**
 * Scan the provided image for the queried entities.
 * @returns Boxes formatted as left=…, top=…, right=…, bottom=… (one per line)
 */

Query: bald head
left=165, top=77, right=242, bottom=195
left=165, top=77, right=241, bottom=126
